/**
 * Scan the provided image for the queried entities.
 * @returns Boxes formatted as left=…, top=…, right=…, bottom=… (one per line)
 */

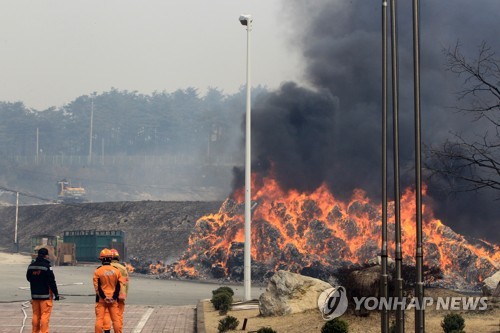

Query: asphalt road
left=3, top=262, right=265, bottom=305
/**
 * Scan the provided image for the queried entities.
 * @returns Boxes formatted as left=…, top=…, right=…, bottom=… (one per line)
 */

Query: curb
left=196, top=299, right=208, bottom=333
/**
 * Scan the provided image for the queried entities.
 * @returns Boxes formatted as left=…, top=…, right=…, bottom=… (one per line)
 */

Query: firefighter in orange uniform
left=93, top=248, right=122, bottom=333
left=102, top=249, right=129, bottom=332
left=26, top=247, right=60, bottom=333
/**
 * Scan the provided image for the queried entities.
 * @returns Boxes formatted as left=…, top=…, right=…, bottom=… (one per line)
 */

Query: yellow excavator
left=57, top=179, right=87, bottom=203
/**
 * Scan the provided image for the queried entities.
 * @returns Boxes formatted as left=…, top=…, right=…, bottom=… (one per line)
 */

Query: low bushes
left=321, top=318, right=349, bottom=333
left=441, top=313, right=465, bottom=333
left=211, top=286, right=234, bottom=315
left=218, top=315, right=239, bottom=333
left=212, top=286, right=235, bottom=296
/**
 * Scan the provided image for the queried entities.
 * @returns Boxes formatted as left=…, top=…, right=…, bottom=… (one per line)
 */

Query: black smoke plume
left=234, top=0, right=500, bottom=243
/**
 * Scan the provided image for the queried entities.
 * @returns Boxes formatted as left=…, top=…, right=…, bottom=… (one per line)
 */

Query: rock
left=259, top=270, right=332, bottom=316
left=482, top=271, right=500, bottom=296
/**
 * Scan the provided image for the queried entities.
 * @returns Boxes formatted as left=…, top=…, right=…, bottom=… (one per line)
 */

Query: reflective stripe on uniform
left=32, top=294, right=51, bottom=299
left=29, top=266, right=48, bottom=271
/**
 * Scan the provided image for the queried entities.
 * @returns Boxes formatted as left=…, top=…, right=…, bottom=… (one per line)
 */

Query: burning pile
left=174, top=176, right=499, bottom=289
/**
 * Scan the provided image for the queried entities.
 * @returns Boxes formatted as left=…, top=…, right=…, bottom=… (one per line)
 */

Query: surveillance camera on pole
left=239, top=14, right=252, bottom=28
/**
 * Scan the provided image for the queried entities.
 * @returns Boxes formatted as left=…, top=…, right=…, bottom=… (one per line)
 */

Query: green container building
left=63, top=229, right=126, bottom=262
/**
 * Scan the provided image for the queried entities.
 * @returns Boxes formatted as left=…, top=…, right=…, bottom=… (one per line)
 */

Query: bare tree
left=427, top=42, right=500, bottom=195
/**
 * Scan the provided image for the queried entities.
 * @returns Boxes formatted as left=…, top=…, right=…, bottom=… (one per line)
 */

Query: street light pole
left=239, top=13, right=253, bottom=301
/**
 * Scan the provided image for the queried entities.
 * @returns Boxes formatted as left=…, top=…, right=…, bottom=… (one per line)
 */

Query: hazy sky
left=0, top=0, right=302, bottom=110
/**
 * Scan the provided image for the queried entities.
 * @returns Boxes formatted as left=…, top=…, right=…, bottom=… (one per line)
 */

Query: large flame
left=175, top=174, right=499, bottom=287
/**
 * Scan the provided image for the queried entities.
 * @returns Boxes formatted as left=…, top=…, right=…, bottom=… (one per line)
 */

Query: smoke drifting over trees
left=235, top=0, right=500, bottom=242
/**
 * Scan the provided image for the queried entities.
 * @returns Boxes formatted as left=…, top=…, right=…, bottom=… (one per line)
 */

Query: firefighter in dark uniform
left=26, top=247, right=60, bottom=333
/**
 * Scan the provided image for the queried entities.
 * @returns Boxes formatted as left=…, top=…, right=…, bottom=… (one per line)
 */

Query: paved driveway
left=0, top=302, right=196, bottom=333
left=1, top=261, right=264, bottom=332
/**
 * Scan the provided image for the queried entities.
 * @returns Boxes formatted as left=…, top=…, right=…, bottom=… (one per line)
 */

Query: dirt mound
left=0, top=201, right=221, bottom=262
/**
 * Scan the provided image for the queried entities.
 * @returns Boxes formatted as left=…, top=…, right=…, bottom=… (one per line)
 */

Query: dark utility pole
left=380, top=1, right=389, bottom=333
left=15, top=192, right=19, bottom=253
left=390, top=0, right=404, bottom=332
left=412, top=0, right=425, bottom=331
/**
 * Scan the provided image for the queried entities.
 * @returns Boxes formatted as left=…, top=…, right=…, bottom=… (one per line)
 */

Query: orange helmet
left=110, top=249, right=120, bottom=260
left=99, top=248, right=112, bottom=260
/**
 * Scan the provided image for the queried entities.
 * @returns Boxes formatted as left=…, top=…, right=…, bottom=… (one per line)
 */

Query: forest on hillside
left=0, top=87, right=270, bottom=159
left=0, top=87, right=269, bottom=203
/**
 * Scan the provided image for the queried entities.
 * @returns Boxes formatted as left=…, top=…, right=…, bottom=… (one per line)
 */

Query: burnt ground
left=0, top=201, right=221, bottom=262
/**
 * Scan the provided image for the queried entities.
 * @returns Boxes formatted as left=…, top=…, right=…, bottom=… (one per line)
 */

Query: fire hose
left=8, top=294, right=95, bottom=333
left=8, top=282, right=95, bottom=332
left=0, top=299, right=32, bottom=333
left=19, top=300, right=30, bottom=333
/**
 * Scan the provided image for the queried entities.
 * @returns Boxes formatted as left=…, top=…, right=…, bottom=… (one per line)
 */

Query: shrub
left=321, top=318, right=349, bottom=333
left=211, top=286, right=234, bottom=315
left=257, top=328, right=277, bottom=333
left=218, top=315, right=239, bottom=333
left=212, top=286, right=235, bottom=296
left=218, top=299, right=231, bottom=315
left=211, top=292, right=233, bottom=314
left=441, top=313, right=465, bottom=333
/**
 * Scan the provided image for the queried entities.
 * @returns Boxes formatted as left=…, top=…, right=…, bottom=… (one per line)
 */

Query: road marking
left=133, top=308, right=154, bottom=333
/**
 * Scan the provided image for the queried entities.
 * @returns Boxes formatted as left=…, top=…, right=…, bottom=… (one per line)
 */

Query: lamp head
left=239, top=14, right=252, bottom=26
